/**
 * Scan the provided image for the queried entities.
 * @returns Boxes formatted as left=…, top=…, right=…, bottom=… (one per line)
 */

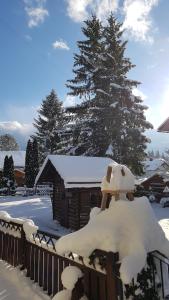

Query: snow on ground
left=0, top=195, right=71, bottom=236
left=152, top=202, right=169, bottom=240
left=0, top=260, right=50, bottom=300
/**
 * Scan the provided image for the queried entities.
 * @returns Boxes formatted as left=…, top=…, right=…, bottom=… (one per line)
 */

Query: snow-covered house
left=143, top=158, right=169, bottom=177
left=35, top=155, right=114, bottom=230
left=0, top=151, right=26, bottom=186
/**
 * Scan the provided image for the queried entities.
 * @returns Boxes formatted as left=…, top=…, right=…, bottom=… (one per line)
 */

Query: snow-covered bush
left=23, top=219, right=38, bottom=240
left=55, top=197, right=169, bottom=285
left=52, top=266, right=88, bottom=300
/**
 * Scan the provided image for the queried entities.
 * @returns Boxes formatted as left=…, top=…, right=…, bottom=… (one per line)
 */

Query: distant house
left=143, top=158, right=169, bottom=177
left=35, top=155, right=114, bottom=230
left=0, top=151, right=26, bottom=186
left=158, top=117, right=169, bottom=132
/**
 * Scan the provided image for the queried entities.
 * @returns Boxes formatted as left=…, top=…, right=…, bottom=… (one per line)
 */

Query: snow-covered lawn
left=0, top=195, right=70, bottom=236
left=152, top=202, right=169, bottom=239
left=0, top=260, right=50, bottom=300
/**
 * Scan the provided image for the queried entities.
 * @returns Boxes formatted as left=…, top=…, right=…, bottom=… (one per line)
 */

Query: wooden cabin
left=158, top=117, right=169, bottom=132
left=141, top=174, right=164, bottom=191
left=35, top=155, right=113, bottom=231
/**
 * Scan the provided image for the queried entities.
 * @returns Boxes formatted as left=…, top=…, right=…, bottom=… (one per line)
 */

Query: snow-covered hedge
left=55, top=197, right=169, bottom=284
left=52, top=266, right=88, bottom=300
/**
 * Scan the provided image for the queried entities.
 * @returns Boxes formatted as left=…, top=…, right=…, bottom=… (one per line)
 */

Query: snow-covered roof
left=144, top=158, right=169, bottom=172
left=0, top=151, right=26, bottom=169
left=36, top=155, right=114, bottom=188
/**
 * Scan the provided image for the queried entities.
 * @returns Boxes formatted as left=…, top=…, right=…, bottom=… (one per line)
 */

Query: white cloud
left=0, top=121, right=34, bottom=136
left=66, top=0, right=119, bottom=22
left=52, top=40, right=70, bottom=50
left=122, top=0, right=159, bottom=42
left=24, top=0, right=49, bottom=28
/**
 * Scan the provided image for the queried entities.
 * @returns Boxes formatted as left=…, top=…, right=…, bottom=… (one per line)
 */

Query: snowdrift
left=55, top=197, right=169, bottom=284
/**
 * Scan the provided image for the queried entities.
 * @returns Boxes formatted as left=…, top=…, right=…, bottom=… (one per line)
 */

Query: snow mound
left=90, top=207, right=101, bottom=219
left=23, top=219, right=38, bottom=239
left=52, top=290, right=71, bottom=300
left=55, top=197, right=169, bottom=284
left=101, top=163, right=135, bottom=192
left=61, top=266, right=83, bottom=290
left=0, top=211, right=11, bottom=222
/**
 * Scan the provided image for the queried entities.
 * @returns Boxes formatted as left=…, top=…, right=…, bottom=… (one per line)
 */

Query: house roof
left=0, top=151, right=26, bottom=169
left=158, top=117, right=169, bottom=132
left=144, top=158, right=169, bottom=172
left=36, top=155, right=115, bottom=188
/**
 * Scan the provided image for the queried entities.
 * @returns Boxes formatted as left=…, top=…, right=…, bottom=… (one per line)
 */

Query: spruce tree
left=8, top=156, right=15, bottom=194
left=25, top=139, right=40, bottom=188
left=33, top=89, right=63, bottom=161
left=3, top=155, right=9, bottom=180
left=66, top=15, right=103, bottom=155
left=32, top=138, right=39, bottom=182
left=66, top=14, right=153, bottom=175
left=25, top=139, right=34, bottom=188
left=3, top=155, right=15, bottom=193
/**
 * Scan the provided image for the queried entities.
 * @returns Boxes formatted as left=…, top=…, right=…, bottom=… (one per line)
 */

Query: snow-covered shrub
left=61, top=266, right=83, bottom=290
left=0, top=211, right=11, bottom=222
left=55, top=197, right=169, bottom=285
left=52, top=266, right=88, bottom=300
left=90, top=207, right=101, bottom=220
left=23, top=219, right=38, bottom=239
left=52, top=290, right=71, bottom=300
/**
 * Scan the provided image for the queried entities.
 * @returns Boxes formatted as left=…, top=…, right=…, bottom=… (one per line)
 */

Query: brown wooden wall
left=66, top=188, right=102, bottom=231
left=141, top=174, right=164, bottom=190
left=37, top=160, right=102, bottom=231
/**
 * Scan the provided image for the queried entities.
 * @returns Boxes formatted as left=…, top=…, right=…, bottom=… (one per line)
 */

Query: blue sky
left=0, top=0, right=169, bottom=151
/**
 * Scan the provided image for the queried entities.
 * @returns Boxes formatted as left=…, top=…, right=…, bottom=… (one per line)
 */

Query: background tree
left=0, top=134, right=19, bottom=151
left=2, top=155, right=15, bottom=194
left=33, top=89, right=63, bottom=161
left=25, top=139, right=34, bottom=188
left=66, top=14, right=153, bottom=175
left=32, top=138, right=39, bottom=183
left=25, top=139, right=39, bottom=188
left=3, top=155, right=10, bottom=180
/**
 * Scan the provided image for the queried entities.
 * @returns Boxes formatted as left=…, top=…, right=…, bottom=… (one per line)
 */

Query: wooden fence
left=0, top=218, right=123, bottom=300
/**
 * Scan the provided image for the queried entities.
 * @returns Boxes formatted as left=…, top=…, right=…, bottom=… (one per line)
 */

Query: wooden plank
left=34, top=246, right=39, bottom=283
left=43, top=250, right=48, bottom=291
left=83, top=268, right=90, bottom=299
left=47, top=253, right=52, bottom=295
left=38, top=249, right=43, bottom=287
left=58, top=258, right=64, bottom=291
left=90, top=271, right=98, bottom=300
left=53, top=256, right=58, bottom=295
left=99, top=275, right=107, bottom=300
left=30, top=245, right=35, bottom=280
left=26, top=242, right=31, bottom=277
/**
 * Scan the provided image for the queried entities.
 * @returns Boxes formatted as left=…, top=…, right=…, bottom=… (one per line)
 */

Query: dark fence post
left=20, top=227, right=26, bottom=270
left=71, top=277, right=84, bottom=300
left=106, top=252, right=119, bottom=300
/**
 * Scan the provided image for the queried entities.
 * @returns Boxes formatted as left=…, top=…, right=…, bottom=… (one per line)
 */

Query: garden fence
left=0, top=218, right=123, bottom=300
